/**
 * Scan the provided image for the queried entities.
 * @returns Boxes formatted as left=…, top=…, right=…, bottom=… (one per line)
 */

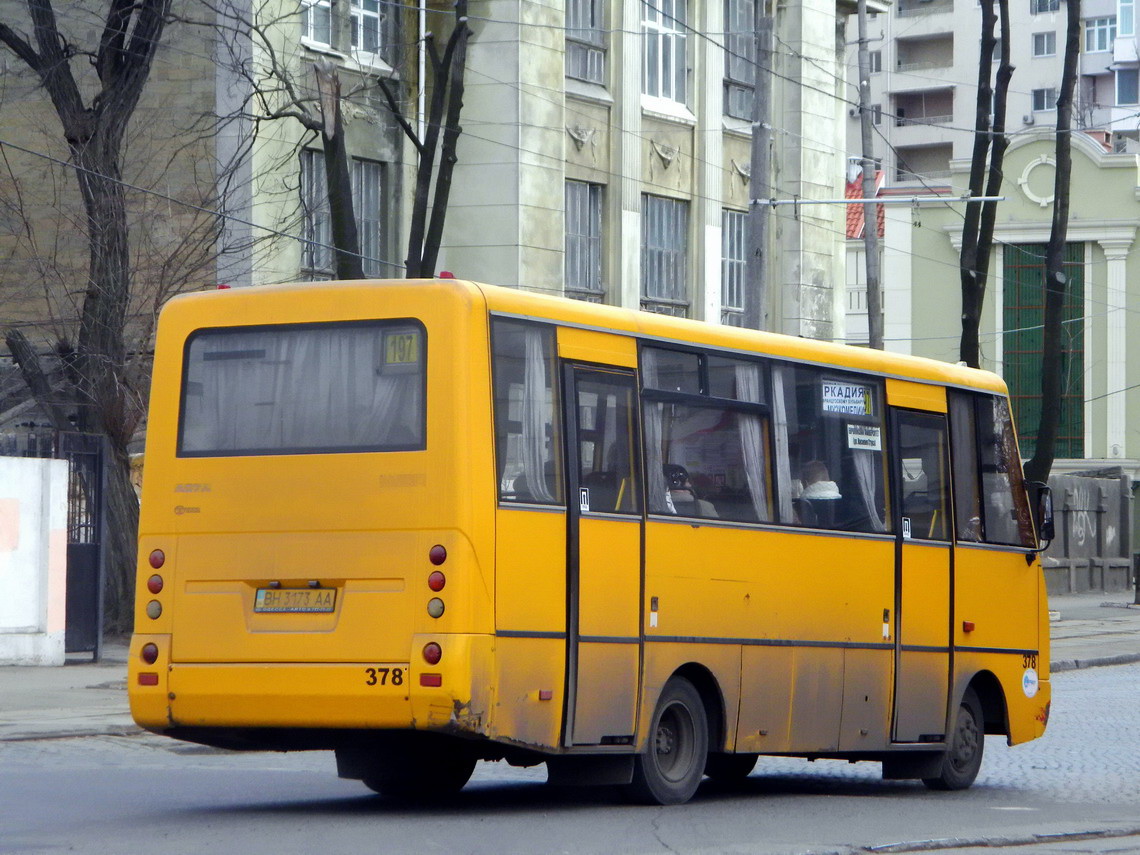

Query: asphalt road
left=3, top=663, right=1139, bottom=855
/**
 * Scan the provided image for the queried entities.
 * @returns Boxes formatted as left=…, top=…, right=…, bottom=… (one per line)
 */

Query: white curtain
left=735, top=364, right=770, bottom=522
left=520, top=328, right=554, bottom=501
left=772, top=366, right=795, bottom=523
left=641, top=349, right=671, bottom=513
left=851, top=449, right=886, bottom=532
left=182, top=325, right=422, bottom=453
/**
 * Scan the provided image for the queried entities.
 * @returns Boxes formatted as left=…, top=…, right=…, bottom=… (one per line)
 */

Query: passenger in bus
left=664, top=464, right=717, bottom=518
left=796, top=460, right=841, bottom=527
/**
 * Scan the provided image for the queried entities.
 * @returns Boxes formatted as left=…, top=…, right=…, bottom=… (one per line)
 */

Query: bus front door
left=891, top=410, right=953, bottom=743
left=563, top=366, right=643, bottom=747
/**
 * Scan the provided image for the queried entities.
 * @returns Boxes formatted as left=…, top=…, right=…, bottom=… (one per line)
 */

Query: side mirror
left=1025, top=481, right=1054, bottom=545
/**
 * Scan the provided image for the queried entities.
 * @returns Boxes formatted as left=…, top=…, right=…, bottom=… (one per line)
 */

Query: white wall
left=0, top=457, right=68, bottom=665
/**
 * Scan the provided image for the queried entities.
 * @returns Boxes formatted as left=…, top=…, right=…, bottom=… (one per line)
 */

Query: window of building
left=641, top=195, right=689, bottom=316
left=1031, top=0, right=1060, bottom=14
left=1117, top=68, right=1139, bottom=104
left=567, top=0, right=606, bottom=83
left=350, top=0, right=382, bottom=56
left=1085, top=16, right=1117, bottom=51
left=641, top=347, right=773, bottom=523
left=642, top=0, right=687, bottom=103
left=1002, top=243, right=1084, bottom=459
left=302, top=0, right=332, bottom=46
left=992, top=37, right=1002, bottom=62
left=721, top=209, right=747, bottom=326
left=870, top=50, right=882, bottom=72
left=352, top=159, right=386, bottom=277
left=1032, top=31, right=1056, bottom=55
left=492, top=320, right=563, bottom=505
left=1032, top=87, right=1058, bottom=111
left=565, top=181, right=605, bottom=302
left=301, top=150, right=387, bottom=278
left=724, top=0, right=756, bottom=119
left=1122, top=0, right=1135, bottom=36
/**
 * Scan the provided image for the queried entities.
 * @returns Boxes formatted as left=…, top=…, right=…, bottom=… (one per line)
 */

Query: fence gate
left=59, top=432, right=107, bottom=659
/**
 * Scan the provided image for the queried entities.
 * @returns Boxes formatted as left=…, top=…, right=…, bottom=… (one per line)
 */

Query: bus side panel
left=954, top=545, right=1049, bottom=741
left=643, top=524, right=894, bottom=754
left=492, top=507, right=567, bottom=749
left=639, top=641, right=742, bottom=753
left=736, top=647, right=793, bottom=752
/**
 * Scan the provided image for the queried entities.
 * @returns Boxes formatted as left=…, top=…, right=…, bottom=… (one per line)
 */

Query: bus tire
left=362, top=747, right=477, bottom=800
left=628, top=677, right=709, bottom=805
left=704, top=752, right=758, bottom=782
left=923, top=687, right=984, bottom=791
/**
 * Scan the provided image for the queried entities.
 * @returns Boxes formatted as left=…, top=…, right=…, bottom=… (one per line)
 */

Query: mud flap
left=882, top=751, right=944, bottom=780
left=546, top=755, right=635, bottom=786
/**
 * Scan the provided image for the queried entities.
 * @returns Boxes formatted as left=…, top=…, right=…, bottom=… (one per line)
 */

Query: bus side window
left=642, top=348, right=774, bottom=523
left=978, top=396, right=1035, bottom=548
left=776, top=365, right=890, bottom=534
left=949, top=392, right=984, bottom=542
left=491, top=320, right=563, bottom=505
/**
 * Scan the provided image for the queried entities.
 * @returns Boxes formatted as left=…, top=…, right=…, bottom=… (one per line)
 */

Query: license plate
left=254, top=587, right=337, bottom=613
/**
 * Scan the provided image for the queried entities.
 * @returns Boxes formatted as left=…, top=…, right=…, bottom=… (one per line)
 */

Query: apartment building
left=847, top=0, right=1140, bottom=187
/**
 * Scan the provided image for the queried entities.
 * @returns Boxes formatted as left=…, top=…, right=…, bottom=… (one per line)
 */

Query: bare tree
left=204, top=0, right=471, bottom=281
left=1023, top=0, right=1081, bottom=485
left=0, top=0, right=175, bottom=630
left=958, top=0, right=1013, bottom=369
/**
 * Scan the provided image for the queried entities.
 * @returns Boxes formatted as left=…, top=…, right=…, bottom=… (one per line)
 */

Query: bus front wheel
left=628, top=677, right=709, bottom=805
left=923, top=687, right=984, bottom=791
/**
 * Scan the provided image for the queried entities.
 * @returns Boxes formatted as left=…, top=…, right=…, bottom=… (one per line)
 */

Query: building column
left=1101, top=238, right=1132, bottom=459
left=697, top=0, right=725, bottom=323
left=617, top=0, right=644, bottom=310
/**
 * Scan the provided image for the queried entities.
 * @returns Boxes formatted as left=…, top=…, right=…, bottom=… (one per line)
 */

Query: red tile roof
left=846, top=170, right=885, bottom=240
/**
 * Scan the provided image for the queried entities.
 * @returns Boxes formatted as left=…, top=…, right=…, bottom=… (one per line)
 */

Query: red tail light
left=429, top=545, right=447, bottom=565
left=141, top=643, right=159, bottom=664
left=147, top=574, right=163, bottom=595
left=420, top=673, right=442, bottom=687
left=428, top=571, right=445, bottom=592
left=423, top=642, right=442, bottom=665
left=138, top=673, right=159, bottom=686
left=149, top=550, right=165, bottom=569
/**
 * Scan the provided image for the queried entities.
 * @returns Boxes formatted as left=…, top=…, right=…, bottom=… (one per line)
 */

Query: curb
left=863, top=825, right=1140, bottom=853
left=1050, top=652, right=1140, bottom=673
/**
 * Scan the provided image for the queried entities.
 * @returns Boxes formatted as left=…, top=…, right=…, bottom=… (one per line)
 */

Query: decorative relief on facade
left=651, top=140, right=679, bottom=170
left=566, top=126, right=598, bottom=152
left=1017, top=154, right=1057, bottom=208
left=731, top=159, right=751, bottom=185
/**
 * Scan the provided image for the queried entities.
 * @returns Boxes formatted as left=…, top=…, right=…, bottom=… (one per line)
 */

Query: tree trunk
left=315, top=60, right=364, bottom=280
left=958, top=0, right=999, bottom=368
left=1023, top=0, right=1080, bottom=485
left=420, top=4, right=470, bottom=278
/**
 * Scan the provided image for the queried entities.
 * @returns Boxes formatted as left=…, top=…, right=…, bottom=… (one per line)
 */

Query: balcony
left=897, top=0, right=953, bottom=16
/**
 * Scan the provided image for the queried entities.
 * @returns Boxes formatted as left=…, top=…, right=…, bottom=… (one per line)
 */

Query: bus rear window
left=178, top=321, right=425, bottom=456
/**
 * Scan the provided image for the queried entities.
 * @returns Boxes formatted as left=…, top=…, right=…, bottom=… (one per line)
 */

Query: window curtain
left=641, top=349, right=672, bottom=513
left=851, top=449, right=886, bottom=532
left=521, top=327, right=555, bottom=502
left=183, top=326, right=421, bottom=453
left=735, top=363, right=770, bottom=521
left=772, top=365, right=795, bottom=523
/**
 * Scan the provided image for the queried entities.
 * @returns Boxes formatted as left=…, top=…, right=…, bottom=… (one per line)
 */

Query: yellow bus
left=129, top=278, right=1053, bottom=805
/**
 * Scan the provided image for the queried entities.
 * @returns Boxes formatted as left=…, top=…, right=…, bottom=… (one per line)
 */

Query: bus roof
left=165, top=278, right=1007, bottom=396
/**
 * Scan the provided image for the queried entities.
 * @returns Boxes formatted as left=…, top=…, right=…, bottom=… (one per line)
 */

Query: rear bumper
left=128, top=633, right=494, bottom=738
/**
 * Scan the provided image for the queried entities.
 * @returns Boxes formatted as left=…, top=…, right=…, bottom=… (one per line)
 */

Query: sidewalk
left=2, top=591, right=1139, bottom=742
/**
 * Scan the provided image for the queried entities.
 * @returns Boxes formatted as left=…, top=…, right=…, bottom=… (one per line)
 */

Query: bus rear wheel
left=628, top=677, right=709, bottom=805
left=923, top=687, right=984, bottom=791
left=361, top=743, right=477, bottom=800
